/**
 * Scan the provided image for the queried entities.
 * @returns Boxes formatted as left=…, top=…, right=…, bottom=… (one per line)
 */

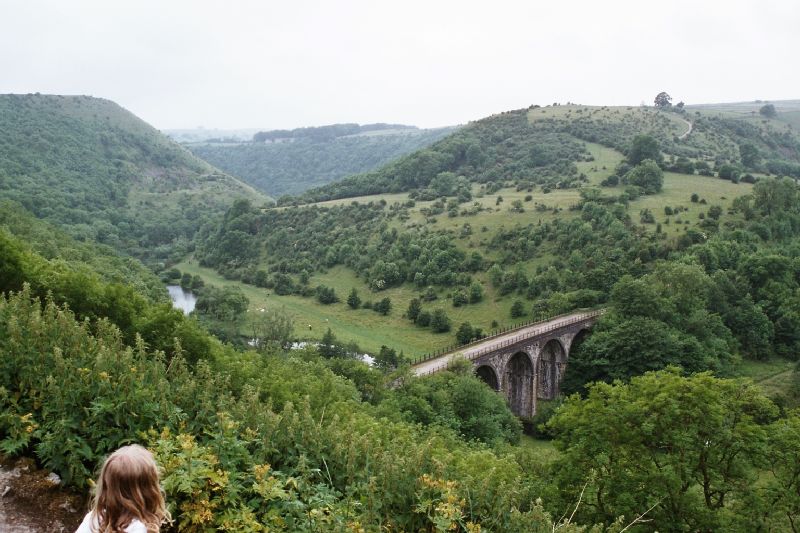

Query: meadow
left=177, top=138, right=755, bottom=357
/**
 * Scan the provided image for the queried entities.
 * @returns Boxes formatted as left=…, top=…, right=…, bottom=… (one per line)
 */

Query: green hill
left=4, top=97, right=800, bottom=531
left=0, top=94, right=269, bottom=265
left=186, top=100, right=800, bottom=366
left=186, top=124, right=454, bottom=197
left=0, top=200, right=166, bottom=302
left=289, top=103, right=800, bottom=204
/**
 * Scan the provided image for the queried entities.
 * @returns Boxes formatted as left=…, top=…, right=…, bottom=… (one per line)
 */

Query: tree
left=739, top=143, right=760, bottom=169
left=759, top=103, right=777, bottom=118
left=451, top=290, right=468, bottom=307
left=429, top=171, right=457, bottom=196
left=319, top=327, right=344, bottom=358
left=405, top=298, right=422, bottom=322
left=561, top=264, right=734, bottom=393
left=717, top=163, right=741, bottom=181
left=654, top=91, right=672, bottom=109
left=374, top=345, right=401, bottom=372
left=316, top=285, right=338, bottom=304
left=548, top=369, right=778, bottom=530
left=456, top=322, right=474, bottom=344
left=510, top=300, right=525, bottom=318
left=195, top=286, right=249, bottom=323
left=416, top=310, right=432, bottom=327
left=374, top=297, right=392, bottom=316
left=761, top=410, right=800, bottom=529
left=346, top=287, right=361, bottom=309
left=430, top=308, right=451, bottom=333
left=249, top=306, right=294, bottom=350
left=627, top=135, right=663, bottom=166
left=468, top=281, right=483, bottom=303
left=639, top=208, right=655, bottom=224
left=625, top=159, right=664, bottom=194
left=383, top=367, right=522, bottom=444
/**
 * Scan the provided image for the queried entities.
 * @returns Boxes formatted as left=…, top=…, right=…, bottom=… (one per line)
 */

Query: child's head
left=91, top=444, right=168, bottom=533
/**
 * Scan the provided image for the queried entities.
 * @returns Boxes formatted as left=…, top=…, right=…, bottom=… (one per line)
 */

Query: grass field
left=175, top=258, right=527, bottom=356
left=518, top=435, right=560, bottom=461
left=736, top=358, right=798, bottom=401
left=180, top=140, right=757, bottom=356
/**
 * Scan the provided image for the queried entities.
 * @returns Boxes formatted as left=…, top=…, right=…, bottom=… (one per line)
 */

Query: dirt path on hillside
left=678, top=117, right=693, bottom=139
left=0, top=457, right=84, bottom=532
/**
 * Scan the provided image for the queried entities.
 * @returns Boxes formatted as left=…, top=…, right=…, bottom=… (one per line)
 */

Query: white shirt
left=75, top=511, right=147, bottom=533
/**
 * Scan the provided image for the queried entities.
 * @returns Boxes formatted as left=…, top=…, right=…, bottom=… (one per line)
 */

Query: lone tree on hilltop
left=654, top=92, right=672, bottom=109
left=759, top=103, right=777, bottom=118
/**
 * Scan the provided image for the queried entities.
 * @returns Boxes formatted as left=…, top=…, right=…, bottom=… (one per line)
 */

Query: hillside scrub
left=0, top=286, right=584, bottom=531
left=288, top=109, right=590, bottom=204
left=4, top=285, right=800, bottom=530
left=0, top=94, right=263, bottom=265
left=549, top=368, right=800, bottom=531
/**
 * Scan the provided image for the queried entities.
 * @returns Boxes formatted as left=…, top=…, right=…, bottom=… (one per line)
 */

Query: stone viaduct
left=411, top=310, right=603, bottom=417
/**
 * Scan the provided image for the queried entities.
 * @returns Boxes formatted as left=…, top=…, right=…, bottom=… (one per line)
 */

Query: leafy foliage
left=0, top=286, right=574, bottom=531
left=549, top=368, right=793, bottom=531
left=0, top=94, right=264, bottom=265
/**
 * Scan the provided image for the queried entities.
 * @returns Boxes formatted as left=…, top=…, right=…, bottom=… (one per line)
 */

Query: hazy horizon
left=3, top=0, right=798, bottom=130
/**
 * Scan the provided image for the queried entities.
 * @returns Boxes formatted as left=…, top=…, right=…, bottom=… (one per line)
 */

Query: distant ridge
left=187, top=122, right=455, bottom=197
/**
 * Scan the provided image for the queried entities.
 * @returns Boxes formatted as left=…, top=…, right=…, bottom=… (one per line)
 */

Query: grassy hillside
left=289, top=102, right=799, bottom=205
left=189, top=135, right=757, bottom=356
left=288, top=108, right=592, bottom=203
left=688, top=99, right=800, bottom=129
left=0, top=94, right=269, bottom=265
left=186, top=125, right=454, bottom=197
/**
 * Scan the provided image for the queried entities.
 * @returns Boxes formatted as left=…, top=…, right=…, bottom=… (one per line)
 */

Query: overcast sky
left=2, top=0, right=797, bottom=130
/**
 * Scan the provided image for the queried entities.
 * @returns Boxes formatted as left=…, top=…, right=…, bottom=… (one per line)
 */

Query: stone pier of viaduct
left=411, top=310, right=602, bottom=417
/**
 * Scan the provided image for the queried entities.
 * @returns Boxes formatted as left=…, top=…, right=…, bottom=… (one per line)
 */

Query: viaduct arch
left=411, top=311, right=602, bottom=417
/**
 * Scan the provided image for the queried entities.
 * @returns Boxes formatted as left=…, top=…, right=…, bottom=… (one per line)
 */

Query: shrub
left=430, top=308, right=451, bottom=333
left=456, top=322, right=474, bottom=344
left=510, top=300, right=526, bottom=318
left=316, top=285, right=338, bottom=304
left=452, top=290, right=468, bottom=307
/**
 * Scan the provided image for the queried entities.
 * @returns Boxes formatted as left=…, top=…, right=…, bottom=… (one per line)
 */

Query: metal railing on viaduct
left=411, top=308, right=605, bottom=376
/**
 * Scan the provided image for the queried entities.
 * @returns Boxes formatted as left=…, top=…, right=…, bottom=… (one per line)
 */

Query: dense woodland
left=4, top=96, right=800, bottom=530
left=187, top=124, right=453, bottom=197
left=285, top=109, right=591, bottom=204
left=0, top=94, right=264, bottom=266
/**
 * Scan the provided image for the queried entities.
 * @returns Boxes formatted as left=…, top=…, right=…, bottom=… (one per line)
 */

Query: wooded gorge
left=3, top=94, right=800, bottom=530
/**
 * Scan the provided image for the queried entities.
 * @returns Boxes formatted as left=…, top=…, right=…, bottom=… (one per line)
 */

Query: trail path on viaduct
left=412, top=311, right=601, bottom=376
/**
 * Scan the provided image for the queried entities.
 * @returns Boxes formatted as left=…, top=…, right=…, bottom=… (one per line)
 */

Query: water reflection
left=167, top=285, right=197, bottom=315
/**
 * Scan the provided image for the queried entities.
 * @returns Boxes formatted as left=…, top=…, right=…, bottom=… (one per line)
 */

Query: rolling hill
left=288, top=101, right=800, bottom=204
left=0, top=94, right=269, bottom=266
left=184, top=100, right=799, bottom=359
left=185, top=123, right=455, bottom=197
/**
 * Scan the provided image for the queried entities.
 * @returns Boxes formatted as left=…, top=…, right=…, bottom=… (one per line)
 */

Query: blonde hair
left=90, top=444, right=169, bottom=533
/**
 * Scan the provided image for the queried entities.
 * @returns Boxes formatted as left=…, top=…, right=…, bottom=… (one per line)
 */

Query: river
left=167, top=285, right=197, bottom=314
